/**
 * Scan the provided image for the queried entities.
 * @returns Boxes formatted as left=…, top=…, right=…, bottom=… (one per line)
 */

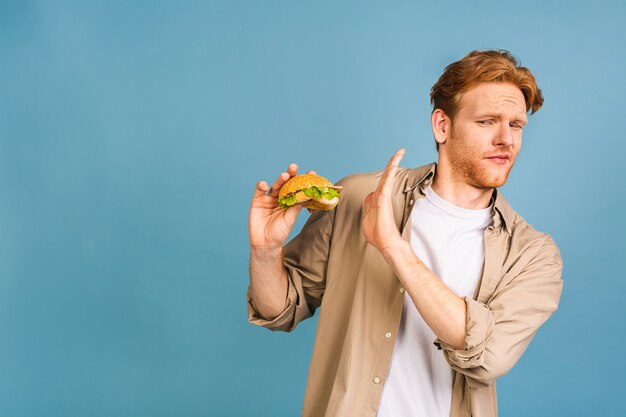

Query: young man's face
left=444, top=82, right=528, bottom=189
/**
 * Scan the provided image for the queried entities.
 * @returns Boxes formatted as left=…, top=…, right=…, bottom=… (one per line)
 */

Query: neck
left=431, top=160, right=494, bottom=210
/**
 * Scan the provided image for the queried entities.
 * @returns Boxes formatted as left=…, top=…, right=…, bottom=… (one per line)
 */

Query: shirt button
left=373, top=377, right=381, bottom=384
left=399, top=288, right=405, bottom=294
left=385, top=331, right=392, bottom=339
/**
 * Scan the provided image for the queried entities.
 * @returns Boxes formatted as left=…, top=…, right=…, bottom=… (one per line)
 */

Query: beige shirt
left=248, top=164, right=563, bottom=417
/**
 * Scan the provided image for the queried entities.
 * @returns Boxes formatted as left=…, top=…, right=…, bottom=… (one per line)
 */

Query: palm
left=249, top=195, right=299, bottom=249
left=362, top=149, right=405, bottom=252
left=362, top=196, right=396, bottom=250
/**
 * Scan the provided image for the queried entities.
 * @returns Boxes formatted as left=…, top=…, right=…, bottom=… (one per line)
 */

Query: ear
left=431, top=109, right=451, bottom=146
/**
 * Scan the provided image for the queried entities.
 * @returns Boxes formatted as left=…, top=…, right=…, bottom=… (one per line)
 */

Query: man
left=247, top=50, right=563, bottom=417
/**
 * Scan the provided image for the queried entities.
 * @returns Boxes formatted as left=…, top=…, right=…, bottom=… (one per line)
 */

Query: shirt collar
left=403, top=163, right=436, bottom=193
left=492, top=189, right=514, bottom=236
left=404, top=163, right=514, bottom=235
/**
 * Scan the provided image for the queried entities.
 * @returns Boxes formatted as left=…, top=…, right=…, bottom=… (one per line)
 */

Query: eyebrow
left=475, top=113, right=527, bottom=124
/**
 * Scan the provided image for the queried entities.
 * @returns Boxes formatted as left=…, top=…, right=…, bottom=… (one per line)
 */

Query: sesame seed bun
left=278, top=174, right=333, bottom=199
left=278, top=174, right=341, bottom=210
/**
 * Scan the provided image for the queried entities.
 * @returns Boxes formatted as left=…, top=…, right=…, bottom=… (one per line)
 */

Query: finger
left=384, top=148, right=405, bottom=171
left=287, top=163, right=298, bottom=177
left=268, top=171, right=291, bottom=198
left=376, top=148, right=405, bottom=197
left=284, top=201, right=304, bottom=224
left=307, top=170, right=317, bottom=175
left=253, top=181, right=270, bottom=198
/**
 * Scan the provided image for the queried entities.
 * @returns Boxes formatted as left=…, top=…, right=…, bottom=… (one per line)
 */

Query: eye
left=477, top=120, right=494, bottom=126
left=509, top=123, right=524, bottom=130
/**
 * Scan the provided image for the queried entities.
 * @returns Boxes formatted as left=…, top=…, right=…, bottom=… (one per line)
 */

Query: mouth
left=486, top=154, right=511, bottom=164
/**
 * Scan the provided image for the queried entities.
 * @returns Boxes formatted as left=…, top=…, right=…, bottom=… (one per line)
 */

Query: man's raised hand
left=362, top=148, right=406, bottom=253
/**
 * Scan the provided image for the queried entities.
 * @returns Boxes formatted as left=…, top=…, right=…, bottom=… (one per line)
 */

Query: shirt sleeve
left=434, top=234, right=563, bottom=387
left=247, top=206, right=336, bottom=332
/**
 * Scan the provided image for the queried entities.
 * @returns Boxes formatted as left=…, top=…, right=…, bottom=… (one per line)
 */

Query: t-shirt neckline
left=423, top=186, right=493, bottom=220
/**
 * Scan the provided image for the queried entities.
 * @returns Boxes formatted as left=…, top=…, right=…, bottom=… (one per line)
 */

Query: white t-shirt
left=377, top=186, right=493, bottom=417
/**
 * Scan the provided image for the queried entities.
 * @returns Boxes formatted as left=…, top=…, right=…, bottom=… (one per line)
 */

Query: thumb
left=283, top=203, right=304, bottom=226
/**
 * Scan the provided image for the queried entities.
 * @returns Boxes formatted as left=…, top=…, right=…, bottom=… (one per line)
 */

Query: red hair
left=430, top=50, right=544, bottom=120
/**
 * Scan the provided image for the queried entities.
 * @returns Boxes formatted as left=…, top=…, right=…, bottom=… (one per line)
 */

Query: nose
left=494, top=123, right=514, bottom=147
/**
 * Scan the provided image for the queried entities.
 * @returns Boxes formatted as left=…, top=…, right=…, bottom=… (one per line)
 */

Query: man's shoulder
left=503, top=199, right=562, bottom=265
left=336, top=170, right=381, bottom=191
left=331, top=171, right=380, bottom=216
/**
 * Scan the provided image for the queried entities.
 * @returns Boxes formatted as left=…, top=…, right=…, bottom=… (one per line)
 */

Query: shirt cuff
left=247, top=276, right=299, bottom=332
left=434, top=296, right=494, bottom=368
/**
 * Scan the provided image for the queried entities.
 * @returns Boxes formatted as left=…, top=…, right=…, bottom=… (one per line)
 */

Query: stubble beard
left=448, top=130, right=515, bottom=190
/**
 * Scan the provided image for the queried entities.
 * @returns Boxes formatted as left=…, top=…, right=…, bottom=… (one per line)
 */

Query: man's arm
left=248, top=163, right=305, bottom=321
left=362, top=148, right=467, bottom=349
left=434, top=235, right=563, bottom=386
left=247, top=165, right=334, bottom=331
left=248, top=206, right=335, bottom=332
left=381, top=240, right=467, bottom=349
left=249, top=247, right=289, bottom=321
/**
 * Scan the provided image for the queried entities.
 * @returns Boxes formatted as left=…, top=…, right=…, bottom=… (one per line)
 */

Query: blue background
left=1, top=1, right=625, bottom=416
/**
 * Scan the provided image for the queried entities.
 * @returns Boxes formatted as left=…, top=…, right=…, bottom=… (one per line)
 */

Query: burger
left=278, top=174, right=342, bottom=210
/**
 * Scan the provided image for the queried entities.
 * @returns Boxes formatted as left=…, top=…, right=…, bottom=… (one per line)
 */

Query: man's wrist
left=379, top=238, right=411, bottom=262
left=250, top=245, right=284, bottom=263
